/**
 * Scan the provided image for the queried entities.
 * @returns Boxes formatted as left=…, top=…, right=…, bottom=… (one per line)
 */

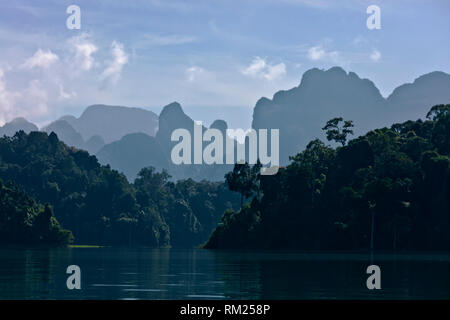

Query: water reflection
left=0, top=248, right=449, bottom=299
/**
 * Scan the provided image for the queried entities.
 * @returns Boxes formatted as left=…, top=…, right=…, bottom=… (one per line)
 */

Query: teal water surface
left=0, top=248, right=449, bottom=299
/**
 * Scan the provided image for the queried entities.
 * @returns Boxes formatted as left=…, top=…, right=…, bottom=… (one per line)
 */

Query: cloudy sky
left=0, top=0, right=448, bottom=127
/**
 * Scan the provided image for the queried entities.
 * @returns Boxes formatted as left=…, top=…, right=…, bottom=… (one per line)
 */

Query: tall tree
left=322, top=117, right=354, bottom=146
left=225, top=161, right=261, bottom=208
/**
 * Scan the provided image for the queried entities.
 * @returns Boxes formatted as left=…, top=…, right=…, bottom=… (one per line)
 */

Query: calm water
left=0, top=248, right=449, bottom=300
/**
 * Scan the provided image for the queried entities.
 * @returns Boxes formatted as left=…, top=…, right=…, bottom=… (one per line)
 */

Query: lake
left=0, top=247, right=449, bottom=299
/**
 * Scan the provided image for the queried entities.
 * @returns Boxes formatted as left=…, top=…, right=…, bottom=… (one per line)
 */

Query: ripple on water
left=186, top=294, right=227, bottom=299
left=92, top=284, right=138, bottom=287
left=123, top=289, right=167, bottom=292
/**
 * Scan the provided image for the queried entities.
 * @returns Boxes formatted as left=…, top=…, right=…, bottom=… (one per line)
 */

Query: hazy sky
left=0, top=0, right=448, bottom=127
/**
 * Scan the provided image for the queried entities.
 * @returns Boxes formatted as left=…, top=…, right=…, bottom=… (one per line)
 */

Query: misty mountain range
left=1, top=66, right=449, bottom=181
left=253, top=67, right=450, bottom=162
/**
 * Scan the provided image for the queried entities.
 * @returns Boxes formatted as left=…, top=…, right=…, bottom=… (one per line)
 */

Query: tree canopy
left=0, top=179, right=73, bottom=245
left=0, top=131, right=239, bottom=246
left=322, top=117, right=354, bottom=146
left=205, top=105, right=450, bottom=251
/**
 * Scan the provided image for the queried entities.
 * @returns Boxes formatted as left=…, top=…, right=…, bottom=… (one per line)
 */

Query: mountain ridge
left=1, top=67, right=448, bottom=180
left=56, top=104, right=159, bottom=144
left=252, top=67, right=449, bottom=163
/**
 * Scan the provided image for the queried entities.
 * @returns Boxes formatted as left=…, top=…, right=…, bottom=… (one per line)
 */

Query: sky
left=0, top=0, right=448, bottom=128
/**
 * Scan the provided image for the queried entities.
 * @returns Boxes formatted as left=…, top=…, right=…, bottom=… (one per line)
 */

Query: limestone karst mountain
left=2, top=67, right=449, bottom=181
left=55, top=104, right=159, bottom=144
left=96, top=132, right=170, bottom=181
left=386, top=71, right=450, bottom=124
left=0, top=117, right=38, bottom=136
left=252, top=67, right=450, bottom=163
left=43, top=120, right=85, bottom=150
left=97, top=102, right=233, bottom=181
left=84, top=135, right=105, bottom=154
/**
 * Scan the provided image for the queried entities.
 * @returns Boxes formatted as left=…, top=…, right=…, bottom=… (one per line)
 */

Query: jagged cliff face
left=155, top=102, right=200, bottom=157
left=2, top=67, right=449, bottom=181
left=96, top=102, right=233, bottom=182
left=252, top=67, right=450, bottom=163
left=154, top=102, right=232, bottom=181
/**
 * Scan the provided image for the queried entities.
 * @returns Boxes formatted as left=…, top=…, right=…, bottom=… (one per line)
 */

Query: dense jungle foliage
left=0, top=131, right=239, bottom=246
left=205, top=105, right=450, bottom=250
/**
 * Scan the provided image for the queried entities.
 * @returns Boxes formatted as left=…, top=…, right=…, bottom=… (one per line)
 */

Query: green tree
left=322, top=117, right=354, bottom=146
left=0, top=181, right=73, bottom=246
left=208, top=105, right=450, bottom=251
left=426, top=104, right=449, bottom=121
left=225, top=161, right=261, bottom=208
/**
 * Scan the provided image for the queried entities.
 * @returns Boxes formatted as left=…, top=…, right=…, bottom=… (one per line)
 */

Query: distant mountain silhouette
left=252, top=67, right=450, bottom=163
left=55, top=104, right=159, bottom=144
left=146, top=106, right=252, bottom=132
left=0, top=117, right=38, bottom=136
left=97, top=102, right=233, bottom=181
left=84, top=135, right=105, bottom=154
left=156, top=102, right=233, bottom=181
left=43, top=120, right=85, bottom=149
left=210, top=119, right=228, bottom=133
left=40, top=118, right=105, bottom=154
left=96, top=133, right=170, bottom=181
left=155, top=102, right=198, bottom=158
left=387, top=71, right=450, bottom=124
left=2, top=67, right=448, bottom=182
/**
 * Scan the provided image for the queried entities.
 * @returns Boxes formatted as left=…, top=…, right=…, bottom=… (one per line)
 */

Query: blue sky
left=0, top=0, right=448, bottom=127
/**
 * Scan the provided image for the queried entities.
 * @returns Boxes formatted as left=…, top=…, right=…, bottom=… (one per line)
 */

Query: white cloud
left=0, top=69, right=18, bottom=125
left=307, top=46, right=326, bottom=60
left=307, top=45, right=341, bottom=63
left=264, top=63, right=286, bottom=81
left=0, top=69, right=49, bottom=125
left=242, top=57, right=286, bottom=81
left=186, top=66, right=206, bottom=82
left=69, top=34, right=98, bottom=71
left=21, top=49, right=59, bottom=69
left=76, top=42, right=97, bottom=70
left=370, top=50, right=381, bottom=62
left=25, top=80, right=49, bottom=118
left=242, top=57, right=266, bottom=76
left=101, top=41, right=129, bottom=86
left=58, top=84, right=77, bottom=100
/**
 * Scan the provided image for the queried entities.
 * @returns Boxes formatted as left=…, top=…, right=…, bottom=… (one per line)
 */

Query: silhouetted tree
left=322, top=117, right=354, bottom=146
left=225, top=161, right=261, bottom=208
left=426, top=104, right=449, bottom=121
left=0, top=132, right=239, bottom=247
left=207, top=105, right=450, bottom=251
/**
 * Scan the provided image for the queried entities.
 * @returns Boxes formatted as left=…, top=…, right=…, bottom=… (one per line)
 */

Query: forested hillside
left=1, top=105, right=448, bottom=250
left=252, top=68, right=450, bottom=163
left=0, top=180, right=73, bottom=245
left=0, top=131, right=240, bottom=246
left=206, top=105, right=450, bottom=250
